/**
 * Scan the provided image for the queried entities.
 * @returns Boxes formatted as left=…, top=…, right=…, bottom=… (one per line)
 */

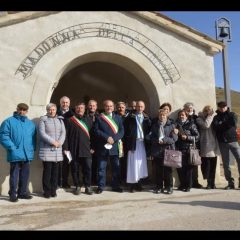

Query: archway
left=49, top=52, right=160, bottom=116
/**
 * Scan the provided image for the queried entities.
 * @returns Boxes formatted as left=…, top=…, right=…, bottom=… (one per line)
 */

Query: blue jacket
left=0, top=112, right=36, bottom=162
left=94, top=113, right=124, bottom=156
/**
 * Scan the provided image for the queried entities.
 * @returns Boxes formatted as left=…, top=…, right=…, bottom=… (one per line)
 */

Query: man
left=0, top=103, right=36, bottom=202
left=57, top=96, right=74, bottom=188
left=64, top=103, right=94, bottom=195
left=115, top=101, right=129, bottom=185
left=124, top=101, right=151, bottom=192
left=86, top=99, right=99, bottom=185
left=183, top=102, right=202, bottom=189
left=94, top=100, right=124, bottom=194
left=213, top=101, right=240, bottom=189
left=127, top=100, right=137, bottom=114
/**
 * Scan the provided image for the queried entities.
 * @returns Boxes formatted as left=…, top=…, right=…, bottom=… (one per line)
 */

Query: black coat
left=212, top=109, right=238, bottom=143
left=150, top=119, right=178, bottom=158
left=124, top=112, right=151, bottom=155
left=64, top=115, right=93, bottom=159
left=175, top=119, right=200, bottom=151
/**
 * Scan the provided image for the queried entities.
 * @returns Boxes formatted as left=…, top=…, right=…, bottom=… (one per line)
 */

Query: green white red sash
left=70, top=116, right=90, bottom=138
left=100, top=113, right=118, bottom=134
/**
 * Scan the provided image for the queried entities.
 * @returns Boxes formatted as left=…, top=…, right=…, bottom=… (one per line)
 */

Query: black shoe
left=85, top=187, right=93, bottom=195
left=211, top=185, right=217, bottom=189
left=9, top=196, right=18, bottom=202
left=18, top=195, right=33, bottom=199
left=96, top=187, right=103, bottom=194
left=177, top=185, right=184, bottom=191
left=129, top=187, right=135, bottom=193
left=43, top=193, right=51, bottom=198
left=73, top=187, right=81, bottom=195
left=51, top=192, right=57, bottom=197
left=192, top=183, right=203, bottom=189
left=166, top=187, right=173, bottom=194
left=112, top=187, right=123, bottom=193
left=135, top=183, right=143, bottom=192
left=184, top=187, right=191, bottom=192
left=206, top=184, right=211, bottom=190
left=62, top=183, right=71, bottom=188
left=153, top=188, right=164, bottom=194
left=224, top=184, right=235, bottom=190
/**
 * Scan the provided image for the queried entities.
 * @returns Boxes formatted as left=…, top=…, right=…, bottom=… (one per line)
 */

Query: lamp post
left=215, top=17, right=232, bottom=110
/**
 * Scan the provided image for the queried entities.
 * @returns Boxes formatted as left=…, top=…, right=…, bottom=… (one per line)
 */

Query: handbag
left=164, top=149, right=182, bottom=168
left=188, top=138, right=202, bottom=166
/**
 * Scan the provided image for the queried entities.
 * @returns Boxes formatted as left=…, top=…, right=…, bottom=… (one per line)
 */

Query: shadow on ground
left=159, top=200, right=240, bottom=211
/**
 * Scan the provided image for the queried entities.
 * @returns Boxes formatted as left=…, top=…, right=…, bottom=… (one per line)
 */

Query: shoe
left=43, top=193, right=51, bottom=198
left=85, top=187, right=93, bottom=195
left=96, top=187, right=103, bottom=194
left=135, top=183, right=143, bottom=192
left=184, top=188, right=191, bottom=192
left=166, top=187, right=173, bottom=194
left=9, top=196, right=18, bottom=202
left=73, top=187, right=81, bottom=195
left=192, top=183, right=203, bottom=189
left=112, top=187, right=123, bottom=193
left=206, top=184, right=211, bottom=190
left=177, top=185, right=184, bottom=191
left=51, top=192, right=57, bottom=197
left=18, top=195, right=33, bottom=199
left=224, top=184, right=235, bottom=190
left=211, top=185, right=217, bottom=189
left=153, top=188, right=164, bottom=194
left=62, top=183, right=70, bottom=188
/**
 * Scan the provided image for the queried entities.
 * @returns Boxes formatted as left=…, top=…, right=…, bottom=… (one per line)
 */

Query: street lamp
left=215, top=17, right=232, bottom=109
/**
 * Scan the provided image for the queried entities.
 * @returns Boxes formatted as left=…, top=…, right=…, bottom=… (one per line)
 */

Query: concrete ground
left=0, top=185, right=239, bottom=230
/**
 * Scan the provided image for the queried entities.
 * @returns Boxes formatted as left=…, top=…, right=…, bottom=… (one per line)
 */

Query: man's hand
left=53, top=141, right=60, bottom=148
left=107, top=137, right=114, bottom=144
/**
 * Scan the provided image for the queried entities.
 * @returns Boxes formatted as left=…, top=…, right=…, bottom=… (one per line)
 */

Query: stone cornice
left=132, top=11, right=224, bottom=55
left=0, top=11, right=59, bottom=28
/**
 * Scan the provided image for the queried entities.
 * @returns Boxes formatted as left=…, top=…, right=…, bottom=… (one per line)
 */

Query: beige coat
left=196, top=112, right=220, bottom=157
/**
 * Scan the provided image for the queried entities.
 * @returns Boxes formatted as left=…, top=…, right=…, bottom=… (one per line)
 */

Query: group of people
left=0, top=97, right=240, bottom=203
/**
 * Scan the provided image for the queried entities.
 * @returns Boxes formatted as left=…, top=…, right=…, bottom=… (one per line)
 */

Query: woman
left=175, top=110, right=200, bottom=192
left=39, top=103, right=66, bottom=198
left=196, top=105, right=219, bottom=189
left=150, top=109, right=178, bottom=194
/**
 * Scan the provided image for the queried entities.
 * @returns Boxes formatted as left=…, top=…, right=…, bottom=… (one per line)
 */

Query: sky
left=162, top=11, right=240, bottom=92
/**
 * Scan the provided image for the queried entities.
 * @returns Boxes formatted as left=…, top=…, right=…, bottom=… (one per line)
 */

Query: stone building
left=0, top=11, right=224, bottom=194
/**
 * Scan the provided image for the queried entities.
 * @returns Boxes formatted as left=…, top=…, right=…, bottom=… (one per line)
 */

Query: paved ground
left=0, top=185, right=239, bottom=230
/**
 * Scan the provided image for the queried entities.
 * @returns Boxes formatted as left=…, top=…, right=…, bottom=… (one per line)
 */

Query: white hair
left=46, top=103, right=57, bottom=111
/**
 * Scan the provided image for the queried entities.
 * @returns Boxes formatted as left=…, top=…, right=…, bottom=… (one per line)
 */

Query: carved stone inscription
left=15, top=22, right=180, bottom=84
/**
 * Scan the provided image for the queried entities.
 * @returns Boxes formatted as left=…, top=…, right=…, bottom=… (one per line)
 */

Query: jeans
left=97, top=155, right=120, bottom=189
left=9, top=161, right=30, bottom=197
left=219, top=142, right=240, bottom=182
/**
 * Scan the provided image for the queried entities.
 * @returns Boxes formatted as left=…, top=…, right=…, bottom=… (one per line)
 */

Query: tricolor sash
left=100, top=113, right=118, bottom=134
left=70, top=116, right=90, bottom=138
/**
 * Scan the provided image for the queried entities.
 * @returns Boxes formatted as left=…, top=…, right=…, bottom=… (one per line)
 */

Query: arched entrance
left=49, top=52, right=159, bottom=115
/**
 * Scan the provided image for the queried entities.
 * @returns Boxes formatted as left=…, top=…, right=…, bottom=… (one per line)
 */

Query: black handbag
left=188, top=138, right=202, bottom=166
left=164, top=149, right=182, bottom=168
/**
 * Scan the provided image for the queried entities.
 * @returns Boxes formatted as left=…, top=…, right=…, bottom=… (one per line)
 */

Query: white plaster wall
left=0, top=12, right=223, bottom=194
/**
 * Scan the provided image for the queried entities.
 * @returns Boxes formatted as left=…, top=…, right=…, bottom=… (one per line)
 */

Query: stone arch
left=29, top=37, right=173, bottom=116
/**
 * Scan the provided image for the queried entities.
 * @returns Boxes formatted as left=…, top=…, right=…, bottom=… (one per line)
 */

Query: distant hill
left=216, top=87, right=240, bottom=127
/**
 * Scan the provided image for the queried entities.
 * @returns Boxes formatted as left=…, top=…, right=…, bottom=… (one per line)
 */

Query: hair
left=183, top=102, right=194, bottom=109
left=59, top=96, right=70, bottom=104
left=202, top=105, right=212, bottom=112
left=88, top=99, right=97, bottom=105
left=103, top=100, right=114, bottom=106
left=116, top=101, right=126, bottom=107
left=159, top=102, right=172, bottom=112
left=17, top=103, right=29, bottom=111
left=75, top=102, right=86, bottom=107
left=177, top=109, right=189, bottom=117
left=46, top=103, right=57, bottom=111
left=158, top=109, right=167, bottom=115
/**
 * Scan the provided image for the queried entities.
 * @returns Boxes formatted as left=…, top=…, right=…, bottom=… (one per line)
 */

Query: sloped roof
left=0, top=11, right=224, bottom=54
left=133, top=11, right=224, bottom=55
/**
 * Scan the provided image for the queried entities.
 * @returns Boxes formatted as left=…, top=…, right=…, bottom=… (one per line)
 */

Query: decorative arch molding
left=15, top=22, right=181, bottom=85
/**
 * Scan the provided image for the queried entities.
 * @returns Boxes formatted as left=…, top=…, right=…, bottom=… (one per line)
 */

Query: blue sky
left=162, top=11, right=240, bottom=92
